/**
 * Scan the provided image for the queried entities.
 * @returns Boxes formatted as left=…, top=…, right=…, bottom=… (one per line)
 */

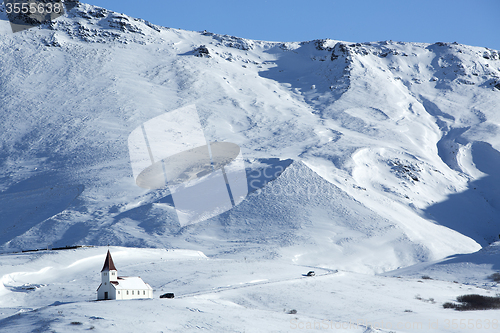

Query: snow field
left=1, top=247, right=499, bottom=332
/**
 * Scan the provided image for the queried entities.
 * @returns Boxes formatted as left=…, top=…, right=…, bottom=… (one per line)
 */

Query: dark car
left=306, top=271, right=315, bottom=277
left=160, top=293, right=175, bottom=299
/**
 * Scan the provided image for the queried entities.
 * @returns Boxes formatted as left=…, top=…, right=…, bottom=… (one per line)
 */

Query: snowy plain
left=1, top=246, right=499, bottom=333
left=0, top=2, right=500, bottom=332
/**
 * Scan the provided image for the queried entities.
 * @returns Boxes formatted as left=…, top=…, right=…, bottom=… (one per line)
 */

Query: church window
left=143, top=291, right=145, bottom=295
left=118, top=291, right=120, bottom=294
left=127, top=291, right=129, bottom=295
left=132, top=290, right=134, bottom=295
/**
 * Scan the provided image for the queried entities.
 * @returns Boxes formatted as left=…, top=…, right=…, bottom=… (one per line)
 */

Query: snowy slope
left=384, top=241, right=500, bottom=286
left=0, top=2, right=499, bottom=275
left=0, top=247, right=498, bottom=333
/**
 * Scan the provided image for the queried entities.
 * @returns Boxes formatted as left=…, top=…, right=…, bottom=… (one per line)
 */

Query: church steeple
left=101, top=250, right=117, bottom=283
left=101, top=250, right=117, bottom=272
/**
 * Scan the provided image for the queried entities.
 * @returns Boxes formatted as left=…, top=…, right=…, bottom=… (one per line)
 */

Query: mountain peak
left=1, top=2, right=500, bottom=272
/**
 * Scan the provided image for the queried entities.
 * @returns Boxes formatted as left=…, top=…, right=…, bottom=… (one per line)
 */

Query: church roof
left=101, top=250, right=117, bottom=272
left=110, top=276, right=153, bottom=290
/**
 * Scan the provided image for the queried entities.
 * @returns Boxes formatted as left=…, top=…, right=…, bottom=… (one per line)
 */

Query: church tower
left=101, top=249, right=118, bottom=283
left=98, top=250, right=118, bottom=300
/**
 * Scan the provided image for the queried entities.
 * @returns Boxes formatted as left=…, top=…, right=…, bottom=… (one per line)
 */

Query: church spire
left=101, top=250, right=117, bottom=272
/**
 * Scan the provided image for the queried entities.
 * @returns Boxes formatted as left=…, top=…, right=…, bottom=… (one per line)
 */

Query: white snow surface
left=0, top=246, right=499, bottom=333
left=1, top=2, right=500, bottom=332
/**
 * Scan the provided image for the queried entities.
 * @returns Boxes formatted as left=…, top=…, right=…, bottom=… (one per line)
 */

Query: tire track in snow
left=176, top=266, right=339, bottom=299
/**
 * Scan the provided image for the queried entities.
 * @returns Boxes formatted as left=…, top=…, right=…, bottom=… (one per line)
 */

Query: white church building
left=97, top=250, right=153, bottom=300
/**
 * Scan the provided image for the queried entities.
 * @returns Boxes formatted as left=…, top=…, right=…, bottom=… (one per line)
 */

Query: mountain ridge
left=0, top=2, right=499, bottom=274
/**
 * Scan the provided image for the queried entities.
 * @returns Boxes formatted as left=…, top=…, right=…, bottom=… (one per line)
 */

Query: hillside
left=1, top=2, right=500, bottom=275
left=1, top=246, right=499, bottom=332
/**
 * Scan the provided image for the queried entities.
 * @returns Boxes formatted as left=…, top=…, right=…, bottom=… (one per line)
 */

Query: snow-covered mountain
left=1, top=2, right=500, bottom=276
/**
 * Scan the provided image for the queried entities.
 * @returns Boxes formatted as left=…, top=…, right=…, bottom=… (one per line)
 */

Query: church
left=97, top=250, right=153, bottom=300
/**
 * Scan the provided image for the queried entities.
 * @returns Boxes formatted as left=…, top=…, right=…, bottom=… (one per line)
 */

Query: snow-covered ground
left=0, top=246, right=499, bottom=333
left=1, top=2, right=500, bottom=332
